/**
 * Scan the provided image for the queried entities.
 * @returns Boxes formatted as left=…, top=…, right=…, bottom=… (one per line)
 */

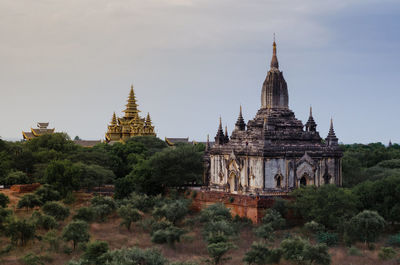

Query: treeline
left=0, top=134, right=204, bottom=197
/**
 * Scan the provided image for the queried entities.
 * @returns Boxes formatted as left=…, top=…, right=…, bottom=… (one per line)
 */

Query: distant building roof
left=74, top=140, right=102, bottom=147
left=22, top=122, right=55, bottom=140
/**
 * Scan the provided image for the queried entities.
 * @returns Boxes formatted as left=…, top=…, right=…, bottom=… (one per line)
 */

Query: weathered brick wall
left=10, top=183, right=41, bottom=193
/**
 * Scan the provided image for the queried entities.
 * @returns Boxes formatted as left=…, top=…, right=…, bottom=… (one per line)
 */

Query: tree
left=4, top=171, right=29, bottom=186
left=83, top=240, right=109, bottom=264
left=44, top=160, right=80, bottom=197
left=0, top=208, right=12, bottom=232
left=261, top=209, right=285, bottom=230
left=243, top=242, right=282, bottom=265
left=114, top=176, right=136, bottom=200
left=291, top=185, right=358, bottom=229
left=32, top=211, right=58, bottom=230
left=97, top=247, right=168, bottom=265
left=17, top=194, right=42, bottom=210
left=152, top=199, right=190, bottom=225
left=346, top=210, right=385, bottom=247
left=0, top=193, right=9, bottom=208
left=74, top=163, right=115, bottom=191
left=151, top=226, right=186, bottom=247
left=73, top=207, right=95, bottom=223
left=62, top=220, right=90, bottom=250
left=91, top=196, right=116, bottom=222
left=34, top=184, right=61, bottom=203
left=202, top=220, right=237, bottom=242
left=280, top=236, right=331, bottom=265
left=118, top=205, right=142, bottom=231
left=200, top=203, right=232, bottom=223
left=5, top=218, right=36, bottom=246
left=254, top=223, right=274, bottom=242
left=42, top=201, right=70, bottom=221
left=130, top=145, right=203, bottom=195
left=207, top=241, right=236, bottom=265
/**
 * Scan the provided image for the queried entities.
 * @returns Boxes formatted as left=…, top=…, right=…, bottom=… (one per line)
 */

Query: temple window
left=300, top=175, right=307, bottom=186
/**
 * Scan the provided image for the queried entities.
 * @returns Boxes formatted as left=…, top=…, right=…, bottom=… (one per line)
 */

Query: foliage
left=83, top=240, right=109, bottom=264
left=243, top=242, right=282, bottom=265
left=17, top=194, right=42, bottom=210
left=31, top=211, right=58, bottom=230
left=152, top=199, right=190, bottom=225
left=118, top=205, right=142, bottom=231
left=271, top=197, right=289, bottom=218
left=200, top=203, right=232, bottom=223
left=91, top=196, right=116, bottom=222
left=74, top=162, right=115, bottom=191
left=0, top=193, right=10, bottom=208
left=3, top=171, right=29, bottom=186
left=378, top=247, right=397, bottom=260
left=347, top=246, right=362, bottom=256
left=43, top=230, right=60, bottom=251
left=99, top=247, right=168, bottom=265
left=254, top=223, right=274, bottom=242
left=62, top=220, right=90, bottom=249
left=387, top=233, right=400, bottom=247
left=280, top=236, right=331, bottom=265
left=5, top=218, right=36, bottom=246
left=114, top=176, right=136, bottom=200
left=291, top=185, right=358, bottom=230
left=206, top=241, right=236, bottom=265
left=0, top=208, right=12, bottom=232
left=129, top=145, right=203, bottom=195
left=261, top=209, right=285, bottom=230
left=44, top=160, right=81, bottom=197
left=42, top=201, right=70, bottom=221
left=304, top=221, right=325, bottom=234
left=346, top=210, right=385, bottom=246
left=34, top=184, right=61, bottom=203
left=316, top=232, right=338, bottom=246
left=73, top=207, right=95, bottom=223
left=202, top=220, right=237, bottom=242
left=22, top=252, right=44, bottom=265
left=151, top=225, right=186, bottom=247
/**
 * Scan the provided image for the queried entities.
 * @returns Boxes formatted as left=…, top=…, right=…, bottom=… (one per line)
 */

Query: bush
left=304, top=221, right=325, bottom=234
left=152, top=199, right=190, bottom=225
left=4, top=171, right=29, bottom=186
left=316, top=232, right=338, bottom=246
left=22, top=252, right=44, bottom=265
left=206, top=241, right=236, bottom=265
left=63, top=192, right=76, bottom=204
left=200, top=203, right=232, bottom=223
left=73, top=207, right=95, bottom=223
left=378, top=247, right=397, bottom=260
left=272, top=197, right=289, bottom=218
left=43, top=230, right=60, bottom=251
left=118, top=205, right=142, bottom=231
left=254, top=223, right=274, bottom=241
left=62, top=220, right=90, bottom=250
left=261, top=209, right=285, bottom=230
left=17, top=194, right=42, bottom=210
left=91, top=196, right=116, bottom=222
left=151, top=226, right=186, bottom=247
left=83, top=240, right=109, bottom=264
left=34, top=184, right=61, bottom=203
left=32, top=212, right=58, bottom=230
left=243, top=242, right=282, bottom=265
left=202, top=220, right=237, bottom=242
left=0, top=193, right=10, bottom=208
left=346, top=210, right=385, bottom=247
left=5, top=218, right=36, bottom=246
left=99, top=247, right=168, bottom=265
left=347, top=246, right=362, bottom=256
left=42, top=202, right=70, bottom=221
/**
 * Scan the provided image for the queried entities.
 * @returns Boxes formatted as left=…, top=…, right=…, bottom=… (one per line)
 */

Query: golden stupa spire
left=145, top=112, right=152, bottom=126
left=111, top=112, right=117, bottom=125
left=123, top=84, right=140, bottom=118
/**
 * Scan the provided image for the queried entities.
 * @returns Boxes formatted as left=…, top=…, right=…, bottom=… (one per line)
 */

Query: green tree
left=0, top=193, right=10, bottom=208
left=44, top=160, right=80, bottom=197
left=346, top=210, right=385, bottom=247
left=0, top=207, right=12, bottom=232
left=73, top=207, right=95, bottom=223
left=31, top=211, right=58, bottom=230
left=206, top=241, right=236, bottom=265
left=62, top=220, right=90, bottom=250
left=254, top=223, right=274, bottom=242
left=91, top=196, right=116, bottom=222
left=152, top=199, right=190, bottom=225
left=42, top=201, right=70, bottom=221
left=17, top=194, right=42, bottom=210
left=261, top=209, right=285, bottom=230
left=243, top=242, right=282, bottom=265
left=200, top=203, right=232, bottom=223
left=34, top=184, right=61, bottom=203
left=291, top=185, right=358, bottom=229
left=83, top=240, right=109, bottom=264
left=118, top=205, right=142, bottom=231
left=98, top=247, right=168, bottom=265
left=280, top=236, right=330, bottom=265
left=4, top=171, right=29, bottom=185
left=5, top=218, right=36, bottom=246
left=151, top=225, right=186, bottom=247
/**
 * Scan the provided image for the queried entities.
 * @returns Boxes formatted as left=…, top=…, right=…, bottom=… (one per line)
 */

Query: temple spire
left=123, top=85, right=139, bottom=118
left=224, top=125, right=229, bottom=143
left=206, top=134, right=210, bottom=151
left=145, top=112, right=152, bottom=126
left=214, top=117, right=226, bottom=145
left=305, top=106, right=317, bottom=132
left=326, top=118, right=338, bottom=146
left=235, top=105, right=246, bottom=131
left=270, top=36, right=279, bottom=69
left=111, top=112, right=117, bottom=125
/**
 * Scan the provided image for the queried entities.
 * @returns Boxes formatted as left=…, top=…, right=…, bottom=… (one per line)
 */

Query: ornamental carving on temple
left=105, top=85, right=156, bottom=142
left=203, top=40, right=343, bottom=196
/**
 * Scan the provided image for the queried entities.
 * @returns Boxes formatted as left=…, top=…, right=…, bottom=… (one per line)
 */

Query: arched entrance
left=323, top=174, right=331, bottom=184
left=300, top=176, right=307, bottom=186
left=228, top=172, right=238, bottom=193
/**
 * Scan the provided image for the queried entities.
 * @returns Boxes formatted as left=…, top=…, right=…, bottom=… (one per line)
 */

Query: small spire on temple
left=326, top=118, right=338, bottom=146
left=224, top=125, right=230, bottom=143
left=145, top=112, right=152, bottom=126
left=310, top=106, right=313, bottom=117
left=124, top=85, right=139, bottom=118
left=305, top=105, right=317, bottom=132
left=235, top=105, right=246, bottom=131
left=215, top=117, right=225, bottom=145
left=206, top=134, right=210, bottom=151
left=270, top=35, right=279, bottom=69
left=111, top=112, right=117, bottom=125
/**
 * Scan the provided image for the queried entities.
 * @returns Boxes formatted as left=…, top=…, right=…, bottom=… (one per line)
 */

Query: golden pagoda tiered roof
left=105, top=85, right=156, bottom=142
left=22, top=122, right=55, bottom=140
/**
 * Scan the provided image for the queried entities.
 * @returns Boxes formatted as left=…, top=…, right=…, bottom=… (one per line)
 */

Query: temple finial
left=310, top=105, right=313, bottom=117
left=270, top=36, right=279, bottom=69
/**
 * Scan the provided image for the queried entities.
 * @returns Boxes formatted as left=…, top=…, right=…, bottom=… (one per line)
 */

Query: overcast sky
left=0, top=0, right=399, bottom=144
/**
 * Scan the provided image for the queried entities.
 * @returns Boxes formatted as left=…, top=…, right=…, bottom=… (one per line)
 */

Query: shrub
left=22, top=252, right=44, bottom=265
left=42, top=202, right=70, bottom=221
left=43, top=230, right=60, bottom=251
left=346, top=210, right=385, bottom=247
left=73, top=207, right=95, bottom=222
left=151, top=220, right=173, bottom=235
left=5, top=218, right=36, bottom=246
left=200, top=203, right=232, bottom=223
left=202, top=220, right=237, bottom=242
left=316, top=232, right=338, bottom=246
left=378, top=247, right=397, bottom=260
left=304, top=221, right=325, bottom=234
left=4, top=171, right=29, bottom=186
left=207, top=241, right=236, bottom=265
left=118, top=205, right=142, bottom=231
left=99, top=247, right=168, bottom=265
left=34, top=184, right=61, bottom=203
left=83, top=240, right=109, bottom=264
left=243, top=242, right=282, bottom=265
left=62, top=220, right=90, bottom=250
left=91, top=196, right=116, bottom=222
left=0, top=208, right=12, bottom=232
left=347, top=246, right=362, bottom=256
left=151, top=226, right=186, bottom=247
left=32, top=212, right=58, bottom=230
left=152, top=199, right=190, bottom=225
left=63, top=192, right=76, bottom=204
left=261, top=209, right=285, bottom=230
left=254, top=223, right=274, bottom=242
left=0, top=193, right=10, bottom=208
left=272, top=197, right=289, bottom=218
left=17, top=194, right=42, bottom=210
left=191, top=190, right=198, bottom=199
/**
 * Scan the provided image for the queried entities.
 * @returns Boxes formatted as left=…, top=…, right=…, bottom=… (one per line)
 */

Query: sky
left=0, top=0, right=399, bottom=144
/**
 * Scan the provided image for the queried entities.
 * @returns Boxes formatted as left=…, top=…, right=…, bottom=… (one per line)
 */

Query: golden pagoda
left=105, top=85, right=156, bottom=142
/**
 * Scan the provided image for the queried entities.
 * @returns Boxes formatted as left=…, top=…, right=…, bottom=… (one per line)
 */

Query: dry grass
left=1, top=189, right=400, bottom=265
